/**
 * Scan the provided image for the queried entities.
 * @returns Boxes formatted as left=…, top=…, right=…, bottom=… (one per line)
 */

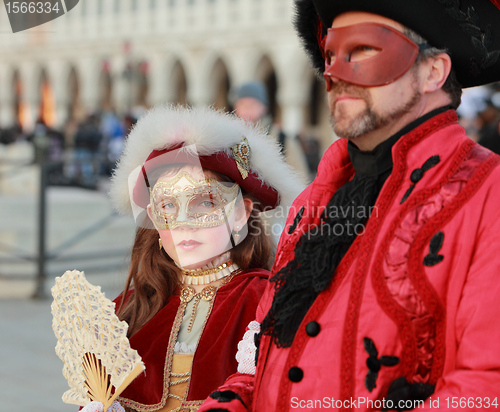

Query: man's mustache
left=329, top=81, right=368, bottom=100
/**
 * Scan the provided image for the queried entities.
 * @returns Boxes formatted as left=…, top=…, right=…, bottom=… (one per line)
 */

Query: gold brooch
left=180, top=286, right=195, bottom=303
left=180, top=285, right=218, bottom=304
left=230, top=137, right=251, bottom=179
left=199, top=286, right=217, bottom=301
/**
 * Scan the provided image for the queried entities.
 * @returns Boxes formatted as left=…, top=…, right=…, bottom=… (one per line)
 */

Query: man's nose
left=323, top=69, right=340, bottom=92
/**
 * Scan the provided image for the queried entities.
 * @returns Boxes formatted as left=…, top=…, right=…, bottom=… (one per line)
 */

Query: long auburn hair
left=117, top=167, right=273, bottom=337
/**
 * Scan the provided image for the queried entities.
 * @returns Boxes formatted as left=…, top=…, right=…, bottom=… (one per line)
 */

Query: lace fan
left=51, top=270, right=145, bottom=412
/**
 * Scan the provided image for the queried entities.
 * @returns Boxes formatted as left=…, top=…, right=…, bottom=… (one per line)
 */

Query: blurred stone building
left=0, top=0, right=334, bottom=155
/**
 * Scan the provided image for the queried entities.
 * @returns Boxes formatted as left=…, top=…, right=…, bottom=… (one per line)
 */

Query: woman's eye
left=349, top=46, right=380, bottom=62
left=193, top=196, right=219, bottom=212
left=160, top=201, right=176, bottom=212
left=200, top=200, right=215, bottom=208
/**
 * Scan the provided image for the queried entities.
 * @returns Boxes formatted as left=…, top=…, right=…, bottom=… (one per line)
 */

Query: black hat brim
left=295, top=0, right=500, bottom=88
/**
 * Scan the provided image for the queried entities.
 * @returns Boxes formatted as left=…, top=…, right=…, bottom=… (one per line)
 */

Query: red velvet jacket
left=117, top=269, right=269, bottom=411
left=200, top=110, right=500, bottom=411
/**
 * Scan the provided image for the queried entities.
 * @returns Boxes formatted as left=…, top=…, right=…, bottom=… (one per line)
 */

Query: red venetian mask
left=323, top=22, right=420, bottom=90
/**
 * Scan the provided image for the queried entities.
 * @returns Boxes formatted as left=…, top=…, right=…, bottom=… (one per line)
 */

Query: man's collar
left=347, top=106, right=452, bottom=177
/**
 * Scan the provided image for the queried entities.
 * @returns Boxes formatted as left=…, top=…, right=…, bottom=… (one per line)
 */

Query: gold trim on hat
left=230, top=137, right=251, bottom=180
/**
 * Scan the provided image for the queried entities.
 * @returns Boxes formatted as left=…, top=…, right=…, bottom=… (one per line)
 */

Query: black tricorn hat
left=294, top=0, right=500, bottom=88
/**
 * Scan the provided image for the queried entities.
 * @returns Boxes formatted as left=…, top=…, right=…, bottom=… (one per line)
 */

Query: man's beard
left=329, top=75, right=422, bottom=139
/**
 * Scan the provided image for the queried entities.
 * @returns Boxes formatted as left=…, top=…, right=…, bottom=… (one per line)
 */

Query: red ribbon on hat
left=491, top=0, right=500, bottom=10
left=317, top=16, right=327, bottom=60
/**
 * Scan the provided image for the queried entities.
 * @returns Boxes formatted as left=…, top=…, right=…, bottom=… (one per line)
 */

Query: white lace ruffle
left=174, top=341, right=197, bottom=355
left=236, top=321, right=260, bottom=375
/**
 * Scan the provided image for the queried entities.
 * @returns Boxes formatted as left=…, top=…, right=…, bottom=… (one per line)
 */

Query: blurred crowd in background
left=0, top=79, right=324, bottom=188
left=457, top=83, right=500, bottom=153
left=0, top=81, right=499, bottom=190
left=0, top=106, right=142, bottom=189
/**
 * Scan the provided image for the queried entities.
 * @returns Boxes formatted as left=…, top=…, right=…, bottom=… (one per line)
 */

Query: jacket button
left=366, top=357, right=381, bottom=372
left=288, top=366, right=303, bottom=382
left=305, top=321, right=320, bottom=337
left=410, top=168, right=424, bottom=183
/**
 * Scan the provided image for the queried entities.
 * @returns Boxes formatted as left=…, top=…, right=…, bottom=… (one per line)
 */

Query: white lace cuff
left=236, top=321, right=260, bottom=375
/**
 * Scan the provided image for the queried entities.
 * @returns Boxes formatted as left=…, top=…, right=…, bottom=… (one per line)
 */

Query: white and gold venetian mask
left=149, top=171, right=240, bottom=230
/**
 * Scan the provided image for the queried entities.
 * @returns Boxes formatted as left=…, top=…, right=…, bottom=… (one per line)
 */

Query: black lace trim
left=261, top=174, right=379, bottom=347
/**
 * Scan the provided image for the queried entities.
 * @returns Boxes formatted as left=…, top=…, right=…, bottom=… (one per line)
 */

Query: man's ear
left=422, top=52, right=452, bottom=94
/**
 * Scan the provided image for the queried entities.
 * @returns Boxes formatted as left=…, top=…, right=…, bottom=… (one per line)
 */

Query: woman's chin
left=176, top=255, right=215, bottom=270
left=175, top=245, right=231, bottom=269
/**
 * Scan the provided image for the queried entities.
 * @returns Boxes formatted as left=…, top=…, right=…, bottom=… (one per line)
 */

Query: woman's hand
left=80, top=401, right=125, bottom=412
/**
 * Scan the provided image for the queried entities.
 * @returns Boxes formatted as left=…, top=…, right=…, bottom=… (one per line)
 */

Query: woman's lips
left=177, top=239, right=201, bottom=251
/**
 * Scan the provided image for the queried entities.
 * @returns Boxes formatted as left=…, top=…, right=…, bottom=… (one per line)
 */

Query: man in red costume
left=200, top=0, right=500, bottom=411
